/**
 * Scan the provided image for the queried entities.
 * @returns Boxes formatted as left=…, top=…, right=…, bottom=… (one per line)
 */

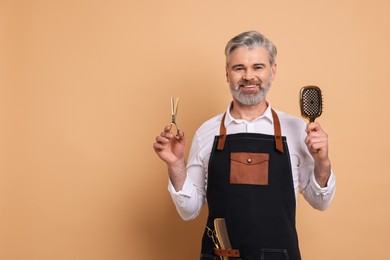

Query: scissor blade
left=171, top=97, right=179, bottom=114
left=171, top=97, right=175, bottom=115
left=174, top=98, right=179, bottom=115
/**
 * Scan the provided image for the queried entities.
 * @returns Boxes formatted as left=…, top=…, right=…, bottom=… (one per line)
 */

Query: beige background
left=1, top=0, right=390, bottom=259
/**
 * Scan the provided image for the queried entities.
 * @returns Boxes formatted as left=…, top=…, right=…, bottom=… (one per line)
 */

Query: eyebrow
left=231, top=64, right=245, bottom=70
left=231, top=63, right=267, bottom=69
left=253, top=63, right=267, bottom=67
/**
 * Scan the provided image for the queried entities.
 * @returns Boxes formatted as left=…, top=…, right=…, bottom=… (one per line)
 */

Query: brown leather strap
left=217, top=108, right=284, bottom=153
left=217, top=113, right=227, bottom=150
left=214, top=248, right=240, bottom=257
left=271, top=109, right=284, bottom=153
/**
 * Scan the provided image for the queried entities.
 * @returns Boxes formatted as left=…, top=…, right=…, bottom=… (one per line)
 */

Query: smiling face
left=226, top=46, right=277, bottom=106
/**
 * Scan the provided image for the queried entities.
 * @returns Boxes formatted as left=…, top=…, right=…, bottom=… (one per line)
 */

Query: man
left=153, top=31, right=336, bottom=260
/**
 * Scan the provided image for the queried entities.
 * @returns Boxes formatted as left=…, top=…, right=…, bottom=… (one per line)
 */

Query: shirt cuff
left=309, top=170, right=336, bottom=196
left=167, top=176, right=193, bottom=198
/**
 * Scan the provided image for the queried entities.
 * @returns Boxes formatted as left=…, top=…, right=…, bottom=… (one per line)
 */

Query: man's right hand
left=153, top=125, right=186, bottom=191
left=153, top=125, right=186, bottom=164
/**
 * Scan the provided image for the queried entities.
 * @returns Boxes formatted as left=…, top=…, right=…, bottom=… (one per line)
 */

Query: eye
left=254, top=65, right=264, bottom=70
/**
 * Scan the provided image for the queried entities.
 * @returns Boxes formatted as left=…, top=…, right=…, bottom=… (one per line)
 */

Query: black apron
left=200, top=109, right=301, bottom=260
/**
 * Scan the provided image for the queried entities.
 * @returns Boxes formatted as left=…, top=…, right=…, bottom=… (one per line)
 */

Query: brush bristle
left=300, top=86, right=323, bottom=121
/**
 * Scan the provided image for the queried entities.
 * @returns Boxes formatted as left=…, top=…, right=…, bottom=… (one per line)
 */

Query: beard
left=230, top=78, right=272, bottom=106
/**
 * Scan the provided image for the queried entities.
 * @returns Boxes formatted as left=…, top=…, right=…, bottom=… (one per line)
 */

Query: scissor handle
left=170, top=122, right=179, bottom=133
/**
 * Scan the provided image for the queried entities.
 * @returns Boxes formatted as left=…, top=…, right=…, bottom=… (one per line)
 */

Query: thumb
left=176, top=129, right=185, bottom=141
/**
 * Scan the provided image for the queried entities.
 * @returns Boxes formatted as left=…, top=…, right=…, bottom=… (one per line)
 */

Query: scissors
left=170, top=96, right=180, bottom=134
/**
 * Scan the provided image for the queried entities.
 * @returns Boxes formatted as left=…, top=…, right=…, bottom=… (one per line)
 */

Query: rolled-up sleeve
left=168, top=176, right=205, bottom=220
left=168, top=132, right=207, bottom=220
left=302, top=170, right=336, bottom=210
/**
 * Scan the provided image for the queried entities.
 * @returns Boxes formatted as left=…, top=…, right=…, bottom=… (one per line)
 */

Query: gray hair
left=225, top=30, right=277, bottom=65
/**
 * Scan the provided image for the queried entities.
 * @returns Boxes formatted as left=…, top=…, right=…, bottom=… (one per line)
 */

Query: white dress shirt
left=168, top=104, right=336, bottom=221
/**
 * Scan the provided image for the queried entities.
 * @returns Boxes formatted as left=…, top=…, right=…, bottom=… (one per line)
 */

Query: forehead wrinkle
left=226, top=46, right=271, bottom=67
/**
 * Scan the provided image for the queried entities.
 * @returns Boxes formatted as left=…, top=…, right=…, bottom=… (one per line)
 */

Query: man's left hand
left=305, top=122, right=331, bottom=187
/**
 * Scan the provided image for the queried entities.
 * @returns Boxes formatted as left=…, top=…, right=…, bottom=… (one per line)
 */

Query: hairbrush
left=299, top=86, right=323, bottom=123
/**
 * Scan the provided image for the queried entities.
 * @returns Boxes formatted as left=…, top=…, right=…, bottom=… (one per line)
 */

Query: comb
left=300, top=86, right=323, bottom=123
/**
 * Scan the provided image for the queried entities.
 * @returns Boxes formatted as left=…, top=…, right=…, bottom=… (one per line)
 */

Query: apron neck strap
left=271, top=109, right=284, bottom=153
left=217, top=113, right=227, bottom=150
left=217, top=108, right=284, bottom=153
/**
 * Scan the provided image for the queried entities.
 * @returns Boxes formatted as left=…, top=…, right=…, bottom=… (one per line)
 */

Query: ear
left=271, top=63, right=277, bottom=80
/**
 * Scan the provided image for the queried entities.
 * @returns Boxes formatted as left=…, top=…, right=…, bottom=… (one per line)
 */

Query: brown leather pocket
left=230, top=152, right=269, bottom=185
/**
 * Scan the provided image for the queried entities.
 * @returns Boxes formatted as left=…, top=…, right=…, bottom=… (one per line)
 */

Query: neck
left=230, top=99, right=268, bottom=121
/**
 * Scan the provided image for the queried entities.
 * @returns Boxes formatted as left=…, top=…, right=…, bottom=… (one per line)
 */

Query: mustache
left=237, top=79, right=261, bottom=86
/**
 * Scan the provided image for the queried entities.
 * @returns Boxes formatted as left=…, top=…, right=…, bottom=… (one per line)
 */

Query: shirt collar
left=225, top=102, right=274, bottom=127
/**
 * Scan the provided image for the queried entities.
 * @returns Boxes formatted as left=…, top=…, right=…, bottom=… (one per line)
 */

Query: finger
left=306, top=122, right=323, bottom=133
left=153, top=142, right=166, bottom=151
left=307, top=138, right=325, bottom=148
left=306, top=135, right=328, bottom=153
left=155, top=135, right=167, bottom=143
left=176, top=129, right=185, bottom=140
left=306, top=130, right=321, bottom=138
left=305, top=131, right=320, bottom=144
left=156, top=133, right=177, bottom=145
left=306, top=135, right=327, bottom=147
left=159, top=130, right=175, bottom=140
left=164, top=125, right=173, bottom=133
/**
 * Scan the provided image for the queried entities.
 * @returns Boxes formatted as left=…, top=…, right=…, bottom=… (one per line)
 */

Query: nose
left=243, top=69, right=255, bottom=80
